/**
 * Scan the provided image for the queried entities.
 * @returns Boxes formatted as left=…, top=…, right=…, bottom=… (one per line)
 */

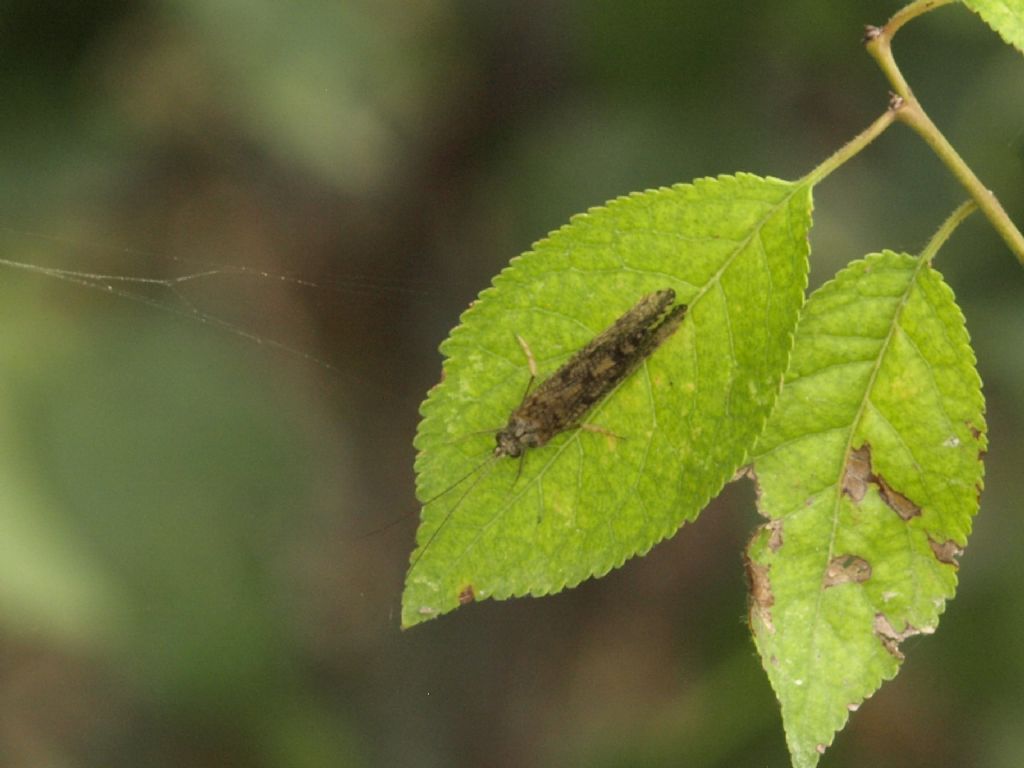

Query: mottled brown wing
left=505, top=289, right=686, bottom=448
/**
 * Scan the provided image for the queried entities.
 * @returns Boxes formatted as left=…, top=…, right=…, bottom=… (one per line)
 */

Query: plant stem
left=884, top=0, right=957, bottom=40
left=802, top=109, right=897, bottom=188
left=897, top=100, right=1024, bottom=263
left=865, top=3, right=1024, bottom=265
left=920, top=200, right=977, bottom=263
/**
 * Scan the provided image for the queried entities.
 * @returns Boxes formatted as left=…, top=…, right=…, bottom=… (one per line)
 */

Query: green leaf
left=748, top=251, right=986, bottom=767
left=962, top=0, right=1024, bottom=54
left=403, top=174, right=812, bottom=628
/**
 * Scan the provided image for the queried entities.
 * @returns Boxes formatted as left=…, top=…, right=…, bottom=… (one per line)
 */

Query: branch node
left=862, top=25, right=883, bottom=43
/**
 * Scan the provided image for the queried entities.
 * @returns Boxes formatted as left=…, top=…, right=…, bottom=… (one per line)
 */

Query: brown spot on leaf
left=929, top=538, right=963, bottom=566
left=844, top=443, right=922, bottom=521
left=968, top=422, right=981, bottom=440
left=731, top=465, right=754, bottom=483
left=767, top=519, right=784, bottom=552
left=458, top=585, right=475, bottom=605
left=748, top=467, right=766, bottom=516
left=873, top=613, right=926, bottom=660
left=823, top=555, right=872, bottom=588
left=743, top=554, right=775, bottom=633
left=843, top=446, right=873, bottom=502
left=877, top=477, right=921, bottom=520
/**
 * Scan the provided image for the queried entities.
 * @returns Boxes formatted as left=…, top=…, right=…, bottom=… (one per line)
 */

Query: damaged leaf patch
left=929, top=539, right=963, bottom=566
left=767, top=518, right=784, bottom=552
left=877, top=478, right=921, bottom=521
left=873, top=613, right=934, bottom=660
left=844, top=445, right=922, bottom=521
left=823, top=555, right=872, bottom=588
left=841, top=446, right=873, bottom=502
left=744, top=552, right=776, bottom=633
left=748, top=251, right=986, bottom=768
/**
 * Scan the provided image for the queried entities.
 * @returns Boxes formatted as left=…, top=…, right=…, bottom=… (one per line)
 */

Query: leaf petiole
left=800, top=108, right=897, bottom=189
left=919, top=200, right=977, bottom=264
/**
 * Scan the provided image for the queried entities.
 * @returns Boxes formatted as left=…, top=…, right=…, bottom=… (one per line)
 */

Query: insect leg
left=578, top=422, right=624, bottom=440
left=515, top=333, right=539, bottom=378
left=511, top=333, right=541, bottom=405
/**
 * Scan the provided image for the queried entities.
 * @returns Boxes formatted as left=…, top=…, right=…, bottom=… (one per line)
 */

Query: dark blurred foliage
left=0, top=1, right=1022, bottom=766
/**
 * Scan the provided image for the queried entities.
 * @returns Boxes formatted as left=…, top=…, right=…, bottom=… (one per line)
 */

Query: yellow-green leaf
left=749, top=251, right=986, bottom=767
left=404, top=174, right=811, bottom=628
left=962, top=0, right=1024, bottom=54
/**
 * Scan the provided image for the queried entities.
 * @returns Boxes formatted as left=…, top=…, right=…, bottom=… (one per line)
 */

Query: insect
left=493, top=288, right=687, bottom=459
left=413, top=288, right=687, bottom=532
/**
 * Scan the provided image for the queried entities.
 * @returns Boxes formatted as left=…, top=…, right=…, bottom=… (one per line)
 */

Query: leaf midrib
left=797, top=254, right=926, bottom=723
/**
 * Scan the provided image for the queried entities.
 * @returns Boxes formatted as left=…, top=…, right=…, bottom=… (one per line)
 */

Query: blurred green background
left=1, top=1, right=1022, bottom=766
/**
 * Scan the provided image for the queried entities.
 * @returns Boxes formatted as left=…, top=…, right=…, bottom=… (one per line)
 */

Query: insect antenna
left=342, top=443, right=495, bottom=542
left=405, top=450, right=503, bottom=572
left=513, top=451, right=527, bottom=485
left=419, top=446, right=498, bottom=508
